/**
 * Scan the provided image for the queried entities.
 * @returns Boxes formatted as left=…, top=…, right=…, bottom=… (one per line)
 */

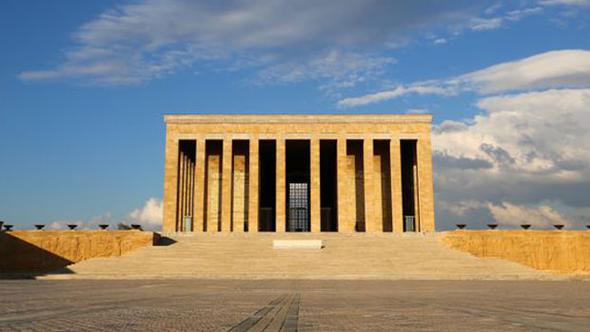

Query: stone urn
left=67, top=224, right=78, bottom=230
left=34, top=224, right=45, bottom=230
left=521, top=224, right=531, bottom=230
left=456, top=224, right=466, bottom=229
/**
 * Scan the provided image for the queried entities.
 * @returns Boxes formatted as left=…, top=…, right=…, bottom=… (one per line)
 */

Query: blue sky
left=1, top=0, right=590, bottom=230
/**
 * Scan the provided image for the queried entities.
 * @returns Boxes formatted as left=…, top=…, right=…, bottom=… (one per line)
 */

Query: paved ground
left=0, top=280, right=589, bottom=331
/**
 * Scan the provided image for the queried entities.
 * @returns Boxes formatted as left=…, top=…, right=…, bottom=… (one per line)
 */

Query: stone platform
left=40, top=233, right=559, bottom=280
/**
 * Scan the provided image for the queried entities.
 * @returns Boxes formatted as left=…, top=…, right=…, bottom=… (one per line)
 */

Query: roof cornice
left=164, top=114, right=432, bottom=124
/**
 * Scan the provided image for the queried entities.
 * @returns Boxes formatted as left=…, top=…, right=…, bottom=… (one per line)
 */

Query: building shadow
left=0, top=232, right=76, bottom=278
left=155, top=236, right=177, bottom=246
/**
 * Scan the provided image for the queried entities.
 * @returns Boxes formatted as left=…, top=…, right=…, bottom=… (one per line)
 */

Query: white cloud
left=18, top=0, right=483, bottom=86
left=434, top=89, right=590, bottom=178
left=468, top=6, right=542, bottom=31
left=49, top=213, right=113, bottom=230
left=406, top=108, right=429, bottom=114
left=439, top=200, right=486, bottom=217
left=459, top=49, right=590, bottom=93
left=47, top=198, right=163, bottom=231
left=469, top=17, right=504, bottom=31
left=49, top=220, right=84, bottom=230
left=433, top=38, right=448, bottom=45
left=540, top=0, right=590, bottom=7
left=125, top=198, right=163, bottom=230
left=257, top=50, right=394, bottom=91
left=487, top=202, right=570, bottom=227
left=433, top=88, right=590, bottom=229
left=339, top=49, right=590, bottom=106
left=338, top=84, right=457, bottom=107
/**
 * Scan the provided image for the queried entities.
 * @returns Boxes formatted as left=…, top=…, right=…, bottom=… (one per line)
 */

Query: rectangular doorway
left=401, top=139, right=418, bottom=232
left=258, top=140, right=276, bottom=231
left=286, top=140, right=310, bottom=232
left=288, top=182, right=309, bottom=231
left=320, top=140, right=337, bottom=231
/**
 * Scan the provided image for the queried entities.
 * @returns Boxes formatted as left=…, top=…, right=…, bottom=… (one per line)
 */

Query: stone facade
left=163, top=114, right=435, bottom=233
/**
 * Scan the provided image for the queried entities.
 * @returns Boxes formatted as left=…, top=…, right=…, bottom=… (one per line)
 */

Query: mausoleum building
left=162, top=114, right=435, bottom=233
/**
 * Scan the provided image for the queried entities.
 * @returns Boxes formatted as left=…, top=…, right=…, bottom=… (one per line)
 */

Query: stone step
left=40, top=234, right=559, bottom=280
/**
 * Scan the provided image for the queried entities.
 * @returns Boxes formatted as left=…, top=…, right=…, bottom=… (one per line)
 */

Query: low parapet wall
left=439, top=230, right=590, bottom=275
left=0, top=230, right=159, bottom=274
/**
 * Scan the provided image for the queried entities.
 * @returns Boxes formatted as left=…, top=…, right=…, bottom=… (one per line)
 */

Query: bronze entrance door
left=288, top=182, right=309, bottom=231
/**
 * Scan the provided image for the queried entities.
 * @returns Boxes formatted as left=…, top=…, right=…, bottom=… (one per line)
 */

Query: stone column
left=417, top=136, right=435, bottom=232
left=193, top=138, right=206, bottom=232
left=163, top=135, right=179, bottom=233
left=276, top=137, right=286, bottom=232
left=336, top=138, right=352, bottom=232
left=205, top=144, right=221, bottom=233
left=390, top=138, right=404, bottom=233
left=232, top=151, right=247, bottom=232
left=221, top=138, right=233, bottom=232
left=248, top=138, right=259, bottom=232
left=310, top=138, right=321, bottom=232
left=363, top=137, right=377, bottom=232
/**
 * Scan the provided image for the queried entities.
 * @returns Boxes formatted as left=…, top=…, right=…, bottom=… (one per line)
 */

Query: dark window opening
left=401, top=140, right=418, bottom=232
left=258, top=140, right=276, bottom=231
left=320, top=140, right=338, bottom=231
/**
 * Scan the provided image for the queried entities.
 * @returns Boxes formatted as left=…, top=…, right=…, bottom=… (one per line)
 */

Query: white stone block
left=272, top=240, right=323, bottom=249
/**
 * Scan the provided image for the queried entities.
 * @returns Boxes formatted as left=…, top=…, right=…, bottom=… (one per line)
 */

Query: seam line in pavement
left=229, top=294, right=289, bottom=332
left=280, top=293, right=300, bottom=332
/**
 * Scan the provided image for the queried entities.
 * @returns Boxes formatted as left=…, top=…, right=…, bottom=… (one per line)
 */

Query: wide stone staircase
left=41, top=233, right=557, bottom=280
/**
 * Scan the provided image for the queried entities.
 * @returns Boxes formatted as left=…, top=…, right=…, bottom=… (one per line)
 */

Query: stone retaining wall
left=0, top=230, right=159, bottom=273
left=439, top=230, right=590, bottom=275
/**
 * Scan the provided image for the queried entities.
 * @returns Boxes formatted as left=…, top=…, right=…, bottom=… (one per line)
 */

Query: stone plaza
left=1, top=280, right=589, bottom=331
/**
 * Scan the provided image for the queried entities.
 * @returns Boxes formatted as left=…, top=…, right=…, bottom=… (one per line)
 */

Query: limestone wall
left=0, top=231, right=159, bottom=273
left=439, top=230, right=590, bottom=275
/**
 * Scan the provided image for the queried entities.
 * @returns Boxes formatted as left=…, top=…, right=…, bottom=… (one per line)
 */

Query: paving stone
left=1, top=280, right=589, bottom=331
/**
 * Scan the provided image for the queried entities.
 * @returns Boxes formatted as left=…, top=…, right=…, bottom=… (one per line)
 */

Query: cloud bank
left=339, top=49, right=590, bottom=106
left=434, top=88, right=590, bottom=229
left=18, top=0, right=486, bottom=87
left=49, top=198, right=163, bottom=231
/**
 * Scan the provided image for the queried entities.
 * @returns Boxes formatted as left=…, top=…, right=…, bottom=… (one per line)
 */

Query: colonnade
left=164, top=136, right=433, bottom=233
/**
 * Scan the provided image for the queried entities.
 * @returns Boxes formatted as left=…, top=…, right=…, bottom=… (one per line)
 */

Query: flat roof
left=164, top=114, right=432, bottom=124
